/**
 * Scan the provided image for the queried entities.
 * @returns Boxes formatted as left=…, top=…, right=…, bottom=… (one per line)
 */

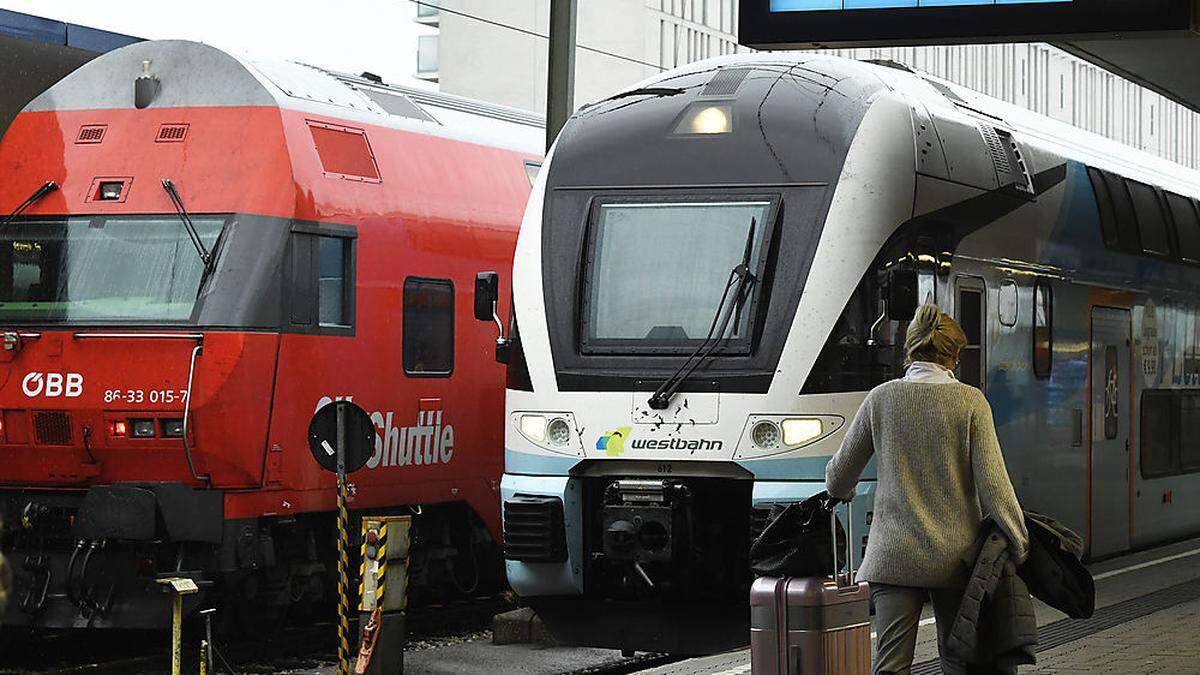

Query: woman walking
left=825, top=304, right=1029, bottom=675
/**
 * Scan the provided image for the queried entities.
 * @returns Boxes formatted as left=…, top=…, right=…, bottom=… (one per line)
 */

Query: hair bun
left=904, top=303, right=969, bottom=367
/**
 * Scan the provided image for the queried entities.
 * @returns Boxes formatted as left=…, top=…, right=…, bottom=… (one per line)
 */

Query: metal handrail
left=73, top=332, right=204, bottom=341
left=181, top=344, right=210, bottom=485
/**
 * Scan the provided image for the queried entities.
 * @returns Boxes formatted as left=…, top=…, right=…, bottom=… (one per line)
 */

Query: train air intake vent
left=703, top=68, right=751, bottom=97
left=983, top=126, right=1034, bottom=195
left=33, top=411, right=72, bottom=445
left=76, top=125, right=107, bottom=144
left=503, top=495, right=567, bottom=563
left=156, top=124, right=189, bottom=143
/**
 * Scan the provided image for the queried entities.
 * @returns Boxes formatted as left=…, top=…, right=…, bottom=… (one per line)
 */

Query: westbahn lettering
left=630, top=437, right=723, bottom=452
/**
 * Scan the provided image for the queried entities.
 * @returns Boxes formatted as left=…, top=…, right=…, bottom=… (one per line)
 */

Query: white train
left=485, top=53, right=1200, bottom=653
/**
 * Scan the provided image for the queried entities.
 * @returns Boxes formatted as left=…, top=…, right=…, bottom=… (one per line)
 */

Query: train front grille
left=503, top=495, right=567, bottom=563
left=33, top=411, right=73, bottom=445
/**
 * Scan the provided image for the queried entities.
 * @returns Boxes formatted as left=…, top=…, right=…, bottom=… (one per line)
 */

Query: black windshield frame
left=578, top=193, right=781, bottom=356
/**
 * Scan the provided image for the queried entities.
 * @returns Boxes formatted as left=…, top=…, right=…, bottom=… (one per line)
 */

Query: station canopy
left=739, top=0, right=1200, bottom=114
left=0, top=9, right=141, bottom=138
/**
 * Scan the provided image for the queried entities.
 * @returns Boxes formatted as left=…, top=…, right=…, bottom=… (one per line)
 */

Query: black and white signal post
left=308, top=400, right=375, bottom=675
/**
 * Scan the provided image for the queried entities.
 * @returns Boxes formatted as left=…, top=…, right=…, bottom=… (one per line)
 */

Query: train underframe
left=523, top=475, right=760, bottom=654
left=0, top=486, right=500, bottom=631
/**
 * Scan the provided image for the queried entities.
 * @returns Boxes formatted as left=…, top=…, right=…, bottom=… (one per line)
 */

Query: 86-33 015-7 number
left=103, top=389, right=189, bottom=404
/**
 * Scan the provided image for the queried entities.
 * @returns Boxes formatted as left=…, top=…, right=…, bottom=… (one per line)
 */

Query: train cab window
left=1165, top=193, right=1200, bottom=262
left=1141, top=390, right=1179, bottom=478
left=289, top=225, right=356, bottom=332
left=1180, top=393, right=1200, bottom=472
left=403, top=277, right=454, bottom=377
left=1033, top=281, right=1052, bottom=378
left=956, top=279, right=985, bottom=390
left=1127, top=181, right=1172, bottom=257
left=318, top=237, right=348, bottom=326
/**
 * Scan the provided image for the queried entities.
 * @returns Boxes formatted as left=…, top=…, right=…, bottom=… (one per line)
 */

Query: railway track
left=0, top=594, right=516, bottom=674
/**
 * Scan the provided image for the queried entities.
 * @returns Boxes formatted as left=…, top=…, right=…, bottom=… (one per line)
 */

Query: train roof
left=619, top=52, right=1200, bottom=202
left=23, top=39, right=543, bottom=156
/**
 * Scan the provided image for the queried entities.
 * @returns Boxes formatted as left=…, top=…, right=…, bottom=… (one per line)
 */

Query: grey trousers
left=870, top=583, right=964, bottom=675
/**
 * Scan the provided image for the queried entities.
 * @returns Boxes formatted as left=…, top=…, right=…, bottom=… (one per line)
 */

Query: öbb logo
left=22, top=372, right=84, bottom=398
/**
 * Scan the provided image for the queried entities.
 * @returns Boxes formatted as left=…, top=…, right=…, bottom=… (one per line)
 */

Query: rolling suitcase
left=750, top=501, right=871, bottom=675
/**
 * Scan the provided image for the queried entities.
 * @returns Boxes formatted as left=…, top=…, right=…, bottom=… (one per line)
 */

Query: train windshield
left=0, top=215, right=225, bottom=324
left=582, top=200, right=773, bottom=354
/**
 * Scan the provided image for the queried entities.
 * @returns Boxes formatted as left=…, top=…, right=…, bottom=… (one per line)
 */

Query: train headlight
left=546, top=418, right=572, bottom=447
left=675, top=104, right=733, bottom=135
left=751, top=421, right=780, bottom=450
left=519, top=414, right=547, bottom=442
left=782, top=418, right=824, bottom=447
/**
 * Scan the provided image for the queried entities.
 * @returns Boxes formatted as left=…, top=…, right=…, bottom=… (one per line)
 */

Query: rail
left=72, top=332, right=205, bottom=341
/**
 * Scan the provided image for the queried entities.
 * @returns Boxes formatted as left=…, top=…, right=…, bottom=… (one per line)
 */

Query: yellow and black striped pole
left=335, top=406, right=351, bottom=675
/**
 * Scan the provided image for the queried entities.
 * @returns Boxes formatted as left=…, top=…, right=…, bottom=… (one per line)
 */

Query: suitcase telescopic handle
left=830, top=500, right=855, bottom=588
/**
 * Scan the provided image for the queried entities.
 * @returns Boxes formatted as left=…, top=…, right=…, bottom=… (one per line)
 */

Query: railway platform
left=635, top=536, right=1200, bottom=675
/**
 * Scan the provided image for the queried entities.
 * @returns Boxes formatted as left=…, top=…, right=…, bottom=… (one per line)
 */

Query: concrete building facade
left=417, top=0, right=743, bottom=114
left=417, top=2, right=1200, bottom=170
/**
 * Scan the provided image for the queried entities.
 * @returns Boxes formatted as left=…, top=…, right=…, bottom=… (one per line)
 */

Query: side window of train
left=288, top=224, right=356, bottom=333
left=1181, top=393, right=1200, bottom=472
left=956, top=277, right=986, bottom=390
left=1127, top=180, right=1173, bottom=257
left=403, top=277, right=455, bottom=377
left=1140, top=390, right=1200, bottom=478
left=318, top=237, right=349, bottom=327
left=1087, top=168, right=1142, bottom=254
left=1141, top=390, right=1177, bottom=478
left=1165, top=192, right=1200, bottom=263
left=1033, top=281, right=1052, bottom=378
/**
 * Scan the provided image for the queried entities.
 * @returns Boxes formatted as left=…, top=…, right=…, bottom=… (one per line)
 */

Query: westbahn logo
left=596, top=427, right=725, bottom=456
left=596, top=427, right=632, bottom=457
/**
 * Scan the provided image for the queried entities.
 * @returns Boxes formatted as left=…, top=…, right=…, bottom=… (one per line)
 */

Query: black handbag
left=749, top=492, right=847, bottom=578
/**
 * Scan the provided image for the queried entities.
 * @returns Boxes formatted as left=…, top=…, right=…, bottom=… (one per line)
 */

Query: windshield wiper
left=647, top=217, right=758, bottom=411
left=161, top=179, right=213, bottom=270
left=604, top=87, right=685, bottom=102
left=1, top=181, right=58, bottom=226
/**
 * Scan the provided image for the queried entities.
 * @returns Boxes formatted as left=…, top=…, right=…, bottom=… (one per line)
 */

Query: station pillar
left=355, top=515, right=412, bottom=674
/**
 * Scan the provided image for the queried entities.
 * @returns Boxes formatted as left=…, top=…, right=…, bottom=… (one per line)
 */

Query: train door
left=955, top=276, right=987, bottom=391
left=1090, top=307, right=1132, bottom=558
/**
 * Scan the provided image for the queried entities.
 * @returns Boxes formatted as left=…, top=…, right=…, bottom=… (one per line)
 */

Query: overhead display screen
left=771, top=0, right=1068, bottom=9
left=742, top=0, right=1190, bottom=48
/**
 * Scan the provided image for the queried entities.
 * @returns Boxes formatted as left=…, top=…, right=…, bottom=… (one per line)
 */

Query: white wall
left=826, top=44, right=1200, bottom=170
left=435, top=0, right=740, bottom=112
left=432, top=2, right=1200, bottom=170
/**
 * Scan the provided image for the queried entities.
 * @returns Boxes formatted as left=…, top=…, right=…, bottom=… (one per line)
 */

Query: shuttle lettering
left=314, top=396, right=455, bottom=469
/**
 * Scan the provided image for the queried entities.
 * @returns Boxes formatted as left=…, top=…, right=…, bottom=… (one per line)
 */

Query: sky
left=0, top=0, right=435, bottom=89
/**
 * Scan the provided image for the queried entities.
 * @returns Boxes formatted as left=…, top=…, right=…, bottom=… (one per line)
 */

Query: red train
left=0, top=40, right=540, bottom=629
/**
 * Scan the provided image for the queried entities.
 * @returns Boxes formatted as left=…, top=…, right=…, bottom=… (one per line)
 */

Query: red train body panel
left=0, top=40, right=540, bottom=628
